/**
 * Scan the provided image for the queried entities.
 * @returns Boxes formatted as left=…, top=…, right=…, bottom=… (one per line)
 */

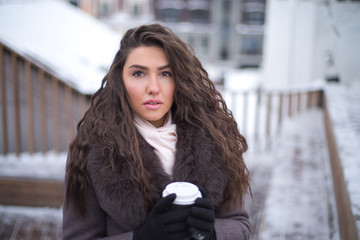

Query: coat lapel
left=173, top=121, right=229, bottom=208
left=89, top=121, right=229, bottom=231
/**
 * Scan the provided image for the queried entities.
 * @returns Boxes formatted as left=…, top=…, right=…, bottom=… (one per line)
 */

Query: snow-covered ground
left=0, top=151, right=66, bottom=180
left=0, top=205, right=63, bottom=239
left=0, top=205, right=62, bottom=221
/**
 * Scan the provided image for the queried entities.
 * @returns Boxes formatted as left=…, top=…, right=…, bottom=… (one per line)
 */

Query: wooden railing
left=0, top=43, right=90, bottom=155
left=220, top=86, right=323, bottom=151
left=0, top=41, right=324, bottom=156
left=323, top=94, right=359, bottom=240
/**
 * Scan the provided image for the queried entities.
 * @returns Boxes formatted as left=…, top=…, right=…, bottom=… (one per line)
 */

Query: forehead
left=125, top=46, right=169, bottom=66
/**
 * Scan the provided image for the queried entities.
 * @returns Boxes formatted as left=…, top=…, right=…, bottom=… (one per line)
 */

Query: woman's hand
left=133, top=194, right=191, bottom=240
left=188, top=197, right=216, bottom=240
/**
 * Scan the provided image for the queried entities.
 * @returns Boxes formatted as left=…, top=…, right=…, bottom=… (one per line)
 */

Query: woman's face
left=123, top=46, right=176, bottom=128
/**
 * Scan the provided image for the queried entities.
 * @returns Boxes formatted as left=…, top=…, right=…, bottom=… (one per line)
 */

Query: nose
left=147, top=75, right=160, bottom=95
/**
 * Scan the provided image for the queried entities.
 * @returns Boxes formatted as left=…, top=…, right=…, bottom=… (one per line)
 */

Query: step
left=0, top=177, right=63, bottom=208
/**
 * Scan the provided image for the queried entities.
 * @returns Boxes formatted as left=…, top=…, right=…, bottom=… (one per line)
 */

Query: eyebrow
left=128, top=64, right=171, bottom=70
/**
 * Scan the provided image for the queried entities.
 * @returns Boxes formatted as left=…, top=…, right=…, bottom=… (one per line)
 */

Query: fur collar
left=86, top=120, right=229, bottom=231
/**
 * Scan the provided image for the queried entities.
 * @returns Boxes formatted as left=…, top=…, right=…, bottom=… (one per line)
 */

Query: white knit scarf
left=134, top=113, right=177, bottom=176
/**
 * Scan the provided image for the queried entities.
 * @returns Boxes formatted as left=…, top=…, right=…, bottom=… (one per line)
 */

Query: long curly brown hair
left=65, top=24, right=250, bottom=216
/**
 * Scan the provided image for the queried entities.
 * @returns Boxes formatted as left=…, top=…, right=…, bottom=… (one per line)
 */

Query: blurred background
left=0, top=0, right=359, bottom=239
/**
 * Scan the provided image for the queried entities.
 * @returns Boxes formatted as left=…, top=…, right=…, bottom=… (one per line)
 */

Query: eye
left=133, top=71, right=144, bottom=77
left=161, top=71, right=172, bottom=77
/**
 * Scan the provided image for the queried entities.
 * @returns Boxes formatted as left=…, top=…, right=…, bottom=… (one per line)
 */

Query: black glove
left=133, top=194, right=191, bottom=240
left=188, top=197, right=216, bottom=240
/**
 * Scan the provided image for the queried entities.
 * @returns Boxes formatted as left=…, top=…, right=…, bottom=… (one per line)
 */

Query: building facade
left=69, top=0, right=267, bottom=69
left=261, top=0, right=360, bottom=89
left=153, top=0, right=266, bottom=68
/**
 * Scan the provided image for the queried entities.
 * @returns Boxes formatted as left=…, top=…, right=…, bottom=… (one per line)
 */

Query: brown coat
left=63, top=121, right=251, bottom=239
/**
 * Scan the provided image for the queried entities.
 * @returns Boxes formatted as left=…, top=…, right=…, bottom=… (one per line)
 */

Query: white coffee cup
left=163, top=182, right=205, bottom=240
left=162, top=182, right=202, bottom=206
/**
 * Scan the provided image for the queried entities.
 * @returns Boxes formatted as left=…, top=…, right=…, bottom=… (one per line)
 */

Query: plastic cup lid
left=162, top=182, right=202, bottom=205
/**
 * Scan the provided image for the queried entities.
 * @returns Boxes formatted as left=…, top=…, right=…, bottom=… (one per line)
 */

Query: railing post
left=12, top=53, right=21, bottom=155
left=254, top=88, right=261, bottom=142
left=297, top=92, right=301, bottom=113
left=79, top=94, right=89, bottom=123
left=317, top=90, right=324, bottom=108
left=231, top=91, right=237, bottom=123
left=242, top=91, right=248, bottom=136
left=266, top=93, right=272, bottom=137
left=306, top=91, right=312, bottom=109
left=288, top=92, right=292, bottom=117
left=52, top=76, right=61, bottom=153
left=278, top=92, right=283, bottom=132
left=39, top=68, right=48, bottom=154
left=0, top=44, right=8, bottom=155
left=25, top=59, right=34, bottom=154
left=65, top=84, right=74, bottom=147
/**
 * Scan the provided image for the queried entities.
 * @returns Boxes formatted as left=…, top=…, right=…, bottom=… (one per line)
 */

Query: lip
left=144, top=99, right=163, bottom=110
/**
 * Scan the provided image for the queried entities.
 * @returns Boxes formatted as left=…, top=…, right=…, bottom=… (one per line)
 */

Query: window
left=160, top=8, right=181, bottom=22
left=189, top=9, right=210, bottom=24
left=133, top=4, right=140, bottom=16
left=101, top=3, right=110, bottom=16
left=244, top=0, right=265, bottom=2
left=242, top=35, right=263, bottom=55
left=243, top=11, right=265, bottom=25
left=223, top=0, right=231, bottom=12
left=69, top=0, right=79, bottom=7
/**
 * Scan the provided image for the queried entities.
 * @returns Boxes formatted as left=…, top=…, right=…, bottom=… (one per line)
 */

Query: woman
left=63, top=24, right=251, bottom=240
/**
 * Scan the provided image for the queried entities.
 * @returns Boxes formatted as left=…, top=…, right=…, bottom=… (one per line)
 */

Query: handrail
left=323, top=94, right=359, bottom=240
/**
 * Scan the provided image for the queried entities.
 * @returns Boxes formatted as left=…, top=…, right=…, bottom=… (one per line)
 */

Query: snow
left=255, top=82, right=360, bottom=239
left=256, top=109, right=339, bottom=239
left=0, top=0, right=121, bottom=95
left=224, top=68, right=261, bottom=91
left=0, top=205, right=63, bottom=238
left=0, top=151, right=66, bottom=180
left=0, top=205, right=62, bottom=221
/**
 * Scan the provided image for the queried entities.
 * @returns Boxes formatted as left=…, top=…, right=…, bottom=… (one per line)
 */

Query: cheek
left=168, top=84, right=176, bottom=101
left=169, top=88, right=175, bottom=102
left=125, top=83, right=142, bottom=105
